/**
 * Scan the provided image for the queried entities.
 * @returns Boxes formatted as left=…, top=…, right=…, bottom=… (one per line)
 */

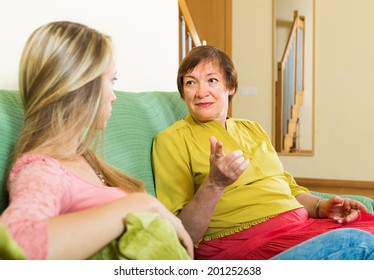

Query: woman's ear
left=228, top=89, right=235, bottom=96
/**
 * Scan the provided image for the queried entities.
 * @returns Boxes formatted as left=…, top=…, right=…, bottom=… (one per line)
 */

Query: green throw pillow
left=0, top=223, right=27, bottom=260
left=90, top=213, right=190, bottom=260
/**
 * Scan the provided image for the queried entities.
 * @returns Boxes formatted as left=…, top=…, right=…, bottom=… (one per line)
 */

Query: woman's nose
left=196, top=83, right=209, bottom=98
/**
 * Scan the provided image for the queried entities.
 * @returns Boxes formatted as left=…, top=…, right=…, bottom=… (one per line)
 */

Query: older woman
left=152, top=45, right=374, bottom=260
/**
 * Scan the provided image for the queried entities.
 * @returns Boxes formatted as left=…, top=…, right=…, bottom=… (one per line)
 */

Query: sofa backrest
left=0, top=89, right=188, bottom=213
left=0, top=90, right=23, bottom=213
left=104, top=91, right=188, bottom=196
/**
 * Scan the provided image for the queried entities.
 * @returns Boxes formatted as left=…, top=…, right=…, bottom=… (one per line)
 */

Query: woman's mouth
left=196, top=102, right=213, bottom=107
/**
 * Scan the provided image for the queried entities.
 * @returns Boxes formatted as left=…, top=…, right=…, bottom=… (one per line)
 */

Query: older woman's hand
left=206, top=136, right=250, bottom=190
left=320, top=196, right=368, bottom=223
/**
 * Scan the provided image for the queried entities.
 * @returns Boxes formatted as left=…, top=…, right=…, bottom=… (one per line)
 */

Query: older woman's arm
left=296, top=192, right=367, bottom=223
left=179, top=136, right=249, bottom=243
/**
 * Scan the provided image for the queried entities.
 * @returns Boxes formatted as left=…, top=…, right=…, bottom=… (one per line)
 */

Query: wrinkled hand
left=156, top=201, right=194, bottom=259
left=206, top=136, right=250, bottom=190
left=169, top=216, right=194, bottom=259
left=321, top=196, right=368, bottom=223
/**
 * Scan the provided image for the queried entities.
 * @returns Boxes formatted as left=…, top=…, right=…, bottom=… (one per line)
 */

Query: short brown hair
left=177, top=45, right=238, bottom=101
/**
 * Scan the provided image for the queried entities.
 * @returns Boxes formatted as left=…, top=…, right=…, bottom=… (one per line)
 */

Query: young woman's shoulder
left=8, top=153, right=69, bottom=192
left=11, top=153, right=62, bottom=174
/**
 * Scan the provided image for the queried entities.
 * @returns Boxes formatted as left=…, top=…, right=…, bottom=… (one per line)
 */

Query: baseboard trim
left=294, top=177, right=374, bottom=199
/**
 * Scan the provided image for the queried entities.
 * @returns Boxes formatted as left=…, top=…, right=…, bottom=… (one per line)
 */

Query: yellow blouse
left=152, top=115, right=309, bottom=241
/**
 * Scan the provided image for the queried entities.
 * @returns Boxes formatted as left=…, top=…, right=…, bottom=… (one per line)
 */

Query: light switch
left=240, top=86, right=257, bottom=96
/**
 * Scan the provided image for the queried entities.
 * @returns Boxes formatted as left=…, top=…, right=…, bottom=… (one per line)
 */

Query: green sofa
left=1, top=89, right=374, bottom=259
left=0, top=89, right=189, bottom=212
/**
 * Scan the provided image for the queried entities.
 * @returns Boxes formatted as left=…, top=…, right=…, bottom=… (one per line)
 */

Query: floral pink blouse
left=0, top=154, right=127, bottom=259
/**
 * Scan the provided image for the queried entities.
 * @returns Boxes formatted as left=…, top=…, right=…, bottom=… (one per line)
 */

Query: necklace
left=95, top=170, right=108, bottom=186
left=79, top=154, right=109, bottom=186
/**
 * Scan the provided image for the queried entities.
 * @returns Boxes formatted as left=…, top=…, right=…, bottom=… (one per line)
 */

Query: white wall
left=0, top=0, right=179, bottom=92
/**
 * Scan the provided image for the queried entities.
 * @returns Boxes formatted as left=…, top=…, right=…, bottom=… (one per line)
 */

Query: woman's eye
left=209, top=78, right=218, bottom=83
left=185, top=80, right=195, bottom=86
left=112, top=77, right=118, bottom=84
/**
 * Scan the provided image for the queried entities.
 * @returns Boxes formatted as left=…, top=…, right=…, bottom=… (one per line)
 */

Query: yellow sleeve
left=152, top=128, right=195, bottom=216
left=283, top=171, right=310, bottom=196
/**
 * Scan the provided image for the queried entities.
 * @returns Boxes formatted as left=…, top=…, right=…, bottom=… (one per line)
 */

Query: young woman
left=0, top=21, right=193, bottom=260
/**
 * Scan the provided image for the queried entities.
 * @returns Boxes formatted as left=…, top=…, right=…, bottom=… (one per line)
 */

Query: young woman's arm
left=48, top=193, right=193, bottom=259
left=2, top=156, right=192, bottom=259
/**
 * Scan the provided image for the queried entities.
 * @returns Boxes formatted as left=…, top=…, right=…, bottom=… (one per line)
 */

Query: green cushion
left=0, top=223, right=27, bottom=259
left=0, top=89, right=188, bottom=212
left=1, top=89, right=374, bottom=214
left=0, top=90, right=24, bottom=213
left=89, top=213, right=190, bottom=260
left=104, top=91, right=188, bottom=195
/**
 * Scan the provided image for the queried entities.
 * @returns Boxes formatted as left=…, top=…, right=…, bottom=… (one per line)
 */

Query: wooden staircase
left=283, top=91, right=303, bottom=152
left=178, top=0, right=202, bottom=60
left=275, top=11, right=305, bottom=153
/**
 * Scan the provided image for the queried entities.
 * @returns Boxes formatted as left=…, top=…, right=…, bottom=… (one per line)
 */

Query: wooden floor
left=294, top=177, right=374, bottom=199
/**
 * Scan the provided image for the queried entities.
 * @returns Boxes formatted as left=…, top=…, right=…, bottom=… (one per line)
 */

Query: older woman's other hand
left=207, top=136, right=250, bottom=190
left=146, top=195, right=194, bottom=259
left=172, top=218, right=194, bottom=259
left=321, top=196, right=368, bottom=223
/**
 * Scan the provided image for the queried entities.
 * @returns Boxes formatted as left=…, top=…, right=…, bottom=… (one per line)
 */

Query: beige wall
left=233, top=0, right=374, bottom=181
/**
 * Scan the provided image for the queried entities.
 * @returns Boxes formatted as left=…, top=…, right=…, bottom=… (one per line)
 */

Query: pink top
left=0, top=154, right=127, bottom=259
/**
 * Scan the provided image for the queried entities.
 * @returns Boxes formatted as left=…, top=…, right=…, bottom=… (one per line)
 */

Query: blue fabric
left=272, top=228, right=374, bottom=260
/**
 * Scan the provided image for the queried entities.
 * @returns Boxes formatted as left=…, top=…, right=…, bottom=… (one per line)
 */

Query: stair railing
left=275, top=11, right=305, bottom=153
left=179, top=0, right=202, bottom=59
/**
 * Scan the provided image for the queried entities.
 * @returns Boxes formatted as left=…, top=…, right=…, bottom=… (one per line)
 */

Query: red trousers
left=195, top=208, right=374, bottom=260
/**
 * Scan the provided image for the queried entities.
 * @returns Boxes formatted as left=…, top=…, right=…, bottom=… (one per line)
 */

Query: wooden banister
left=178, top=0, right=201, bottom=47
left=275, top=11, right=305, bottom=153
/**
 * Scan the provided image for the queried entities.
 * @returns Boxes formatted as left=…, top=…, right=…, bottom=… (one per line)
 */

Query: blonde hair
left=14, top=21, right=144, bottom=192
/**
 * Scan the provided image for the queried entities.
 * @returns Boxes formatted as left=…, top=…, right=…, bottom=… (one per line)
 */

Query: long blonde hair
left=14, top=21, right=144, bottom=192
